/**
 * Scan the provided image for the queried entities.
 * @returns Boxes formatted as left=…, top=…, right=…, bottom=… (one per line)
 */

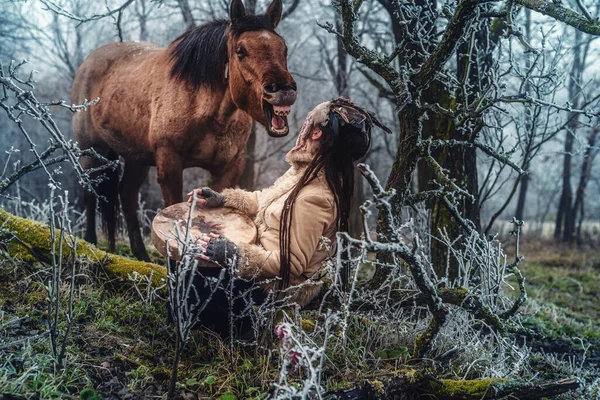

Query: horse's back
left=71, top=41, right=162, bottom=152
left=71, top=41, right=160, bottom=104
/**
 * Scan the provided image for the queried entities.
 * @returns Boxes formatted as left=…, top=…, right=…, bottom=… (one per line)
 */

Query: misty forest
left=1, top=0, right=600, bottom=398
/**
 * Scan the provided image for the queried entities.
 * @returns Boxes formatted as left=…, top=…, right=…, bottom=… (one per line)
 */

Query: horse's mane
left=168, top=15, right=277, bottom=90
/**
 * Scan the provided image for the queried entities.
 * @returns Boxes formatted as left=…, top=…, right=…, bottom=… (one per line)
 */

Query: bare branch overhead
left=513, top=0, right=600, bottom=35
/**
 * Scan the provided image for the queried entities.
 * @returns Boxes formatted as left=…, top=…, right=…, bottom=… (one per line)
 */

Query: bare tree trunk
left=560, top=132, right=575, bottom=241
left=427, top=15, right=494, bottom=280
left=136, top=0, right=149, bottom=41
left=245, top=0, right=257, bottom=14
left=374, top=0, right=439, bottom=280
left=176, top=0, right=195, bottom=29
left=574, top=128, right=599, bottom=244
left=370, top=106, right=422, bottom=285
left=514, top=9, right=533, bottom=223
left=556, top=29, right=583, bottom=242
left=554, top=191, right=566, bottom=239
left=515, top=172, right=529, bottom=221
left=335, top=16, right=349, bottom=98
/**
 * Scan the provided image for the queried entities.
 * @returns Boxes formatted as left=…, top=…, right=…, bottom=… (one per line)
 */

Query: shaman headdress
left=292, top=97, right=392, bottom=152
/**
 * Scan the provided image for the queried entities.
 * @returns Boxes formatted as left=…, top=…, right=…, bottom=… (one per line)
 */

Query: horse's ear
left=229, top=0, right=246, bottom=21
left=264, top=0, right=282, bottom=28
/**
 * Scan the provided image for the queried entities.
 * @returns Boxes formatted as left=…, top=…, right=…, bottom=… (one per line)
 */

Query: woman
left=185, top=97, right=389, bottom=335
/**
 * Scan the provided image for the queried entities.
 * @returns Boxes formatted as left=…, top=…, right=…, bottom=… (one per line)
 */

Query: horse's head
left=227, top=0, right=297, bottom=137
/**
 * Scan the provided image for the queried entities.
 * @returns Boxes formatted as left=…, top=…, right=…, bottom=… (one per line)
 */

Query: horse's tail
left=97, top=161, right=121, bottom=252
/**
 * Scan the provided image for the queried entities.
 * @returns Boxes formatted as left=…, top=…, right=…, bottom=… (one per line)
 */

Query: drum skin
left=151, top=203, right=257, bottom=266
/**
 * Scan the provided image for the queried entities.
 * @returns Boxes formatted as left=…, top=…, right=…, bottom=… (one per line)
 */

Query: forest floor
left=514, top=240, right=600, bottom=375
left=0, top=238, right=599, bottom=399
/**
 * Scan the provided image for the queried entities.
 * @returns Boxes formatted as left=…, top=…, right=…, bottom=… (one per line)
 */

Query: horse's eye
left=236, top=48, right=248, bottom=60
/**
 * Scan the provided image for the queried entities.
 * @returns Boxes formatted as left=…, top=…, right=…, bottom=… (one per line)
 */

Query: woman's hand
left=187, top=187, right=225, bottom=207
left=197, top=233, right=238, bottom=268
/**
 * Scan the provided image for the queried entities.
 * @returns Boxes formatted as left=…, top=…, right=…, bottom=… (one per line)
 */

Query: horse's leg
left=209, top=151, right=246, bottom=192
left=119, top=162, right=150, bottom=261
left=155, top=147, right=184, bottom=206
left=80, top=154, right=99, bottom=244
left=80, top=149, right=115, bottom=245
left=84, top=188, right=98, bottom=244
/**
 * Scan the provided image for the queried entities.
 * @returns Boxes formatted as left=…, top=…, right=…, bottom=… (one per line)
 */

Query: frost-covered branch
left=342, top=164, right=529, bottom=358
left=424, top=139, right=524, bottom=174
left=514, top=0, right=600, bottom=35
left=412, top=0, right=479, bottom=88
left=38, top=0, right=136, bottom=25
left=0, top=60, right=113, bottom=195
left=332, top=0, right=404, bottom=97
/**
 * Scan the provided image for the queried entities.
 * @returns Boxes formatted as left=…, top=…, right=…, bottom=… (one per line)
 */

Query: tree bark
left=513, top=0, right=600, bottom=35
left=426, top=15, right=492, bottom=280
left=325, top=373, right=581, bottom=400
left=370, top=105, right=422, bottom=285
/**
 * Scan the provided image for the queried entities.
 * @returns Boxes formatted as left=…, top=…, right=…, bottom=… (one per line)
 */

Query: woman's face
left=305, top=126, right=323, bottom=154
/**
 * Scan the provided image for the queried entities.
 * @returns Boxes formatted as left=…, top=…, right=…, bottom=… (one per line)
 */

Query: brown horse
left=71, top=0, right=297, bottom=261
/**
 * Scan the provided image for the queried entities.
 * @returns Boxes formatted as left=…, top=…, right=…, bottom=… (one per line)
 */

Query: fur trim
left=222, top=188, right=258, bottom=216
left=235, top=242, right=267, bottom=279
left=285, top=148, right=314, bottom=167
left=288, top=280, right=323, bottom=307
left=252, top=166, right=303, bottom=236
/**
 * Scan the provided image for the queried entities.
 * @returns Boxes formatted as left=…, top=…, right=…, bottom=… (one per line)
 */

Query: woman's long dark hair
left=278, top=112, right=372, bottom=291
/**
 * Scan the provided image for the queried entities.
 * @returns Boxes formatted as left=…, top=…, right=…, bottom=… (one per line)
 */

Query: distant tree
left=513, top=9, right=534, bottom=223
left=554, top=14, right=600, bottom=242
left=0, top=4, right=32, bottom=59
left=574, top=127, right=600, bottom=243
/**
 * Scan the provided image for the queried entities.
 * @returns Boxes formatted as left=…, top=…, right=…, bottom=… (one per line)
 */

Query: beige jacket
left=222, top=150, right=336, bottom=306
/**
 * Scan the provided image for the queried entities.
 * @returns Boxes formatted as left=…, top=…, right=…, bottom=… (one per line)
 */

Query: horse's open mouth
left=264, top=102, right=290, bottom=137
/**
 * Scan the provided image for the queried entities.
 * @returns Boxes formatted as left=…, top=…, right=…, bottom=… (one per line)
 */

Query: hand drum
left=151, top=203, right=257, bottom=266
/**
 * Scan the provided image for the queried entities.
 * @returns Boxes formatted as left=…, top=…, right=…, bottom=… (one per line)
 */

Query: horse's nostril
left=264, top=82, right=297, bottom=94
left=264, top=83, right=278, bottom=94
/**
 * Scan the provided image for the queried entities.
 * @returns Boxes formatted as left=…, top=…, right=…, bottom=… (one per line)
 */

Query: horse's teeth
left=273, top=105, right=292, bottom=116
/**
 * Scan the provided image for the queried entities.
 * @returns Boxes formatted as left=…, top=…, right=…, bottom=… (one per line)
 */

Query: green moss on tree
left=0, top=208, right=167, bottom=290
left=425, top=378, right=505, bottom=397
